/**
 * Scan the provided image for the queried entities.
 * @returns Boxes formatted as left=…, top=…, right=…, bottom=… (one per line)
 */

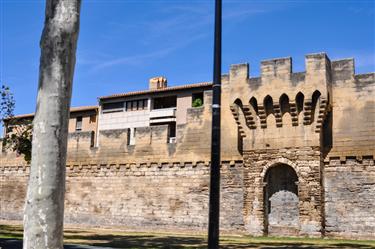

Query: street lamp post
left=208, top=0, right=222, bottom=248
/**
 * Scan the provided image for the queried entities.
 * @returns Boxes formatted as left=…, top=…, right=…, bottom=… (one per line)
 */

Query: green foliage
left=192, top=97, right=203, bottom=107
left=1, top=84, right=32, bottom=163
left=0, top=85, right=15, bottom=121
left=4, top=121, right=33, bottom=163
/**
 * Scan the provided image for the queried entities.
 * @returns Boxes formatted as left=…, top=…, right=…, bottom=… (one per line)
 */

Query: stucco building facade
left=0, top=53, right=374, bottom=239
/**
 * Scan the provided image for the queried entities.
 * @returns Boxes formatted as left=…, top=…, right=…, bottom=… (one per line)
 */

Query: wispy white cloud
left=91, top=48, right=173, bottom=71
left=77, top=57, right=100, bottom=66
left=76, top=50, right=113, bottom=67
left=223, top=8, right=267, bottom=20
left=348, top=6, right=374, bottom=16
left=86, top=2, right=280, bottom=72
left=160, top=4, right=210, bottom=15
left=110, top=2, right=276, bottom=42
left=90, top=34, right=207, bottom=71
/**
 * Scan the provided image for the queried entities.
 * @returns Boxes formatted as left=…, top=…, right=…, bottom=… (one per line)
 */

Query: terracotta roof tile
left=99, top=82, right=212, bottom=100
left=5, top=106, right=98, bottom=120
left=70, top=106, right=98, bottom=112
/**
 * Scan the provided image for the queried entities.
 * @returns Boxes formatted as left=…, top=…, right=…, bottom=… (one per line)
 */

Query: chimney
left=149, top=76, right=167, bottom=90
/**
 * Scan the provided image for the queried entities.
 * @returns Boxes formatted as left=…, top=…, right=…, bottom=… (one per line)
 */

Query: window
left=192, top=92, right=204, bottom=107
left=138, top=100, right=144, bottom=109
left=132, top=101, right=137, bottom=111
left=102, top=102, right=124, bottom=113
left=127, top=128, right=136, bottom=145
left=75, top=116, right=82, bottom=131
left=153, top=96, right=177, bottom=109
left=89, top=115, right=96, bottom=123
left=125, top=99, right=148, bottom=111
left=168, top=122, right=176, bottom=143
left=127, top=128, right=131, bottom=145
left=90, top=131, right=95, bottom=147
left=126, top=101, right=132, bottom=111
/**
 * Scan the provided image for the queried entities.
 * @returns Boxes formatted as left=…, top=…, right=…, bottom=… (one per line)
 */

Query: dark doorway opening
left=263, top=164, right=299, bottom=236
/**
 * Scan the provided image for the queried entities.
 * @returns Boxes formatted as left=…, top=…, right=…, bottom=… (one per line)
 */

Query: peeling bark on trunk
left=23, top=1, right=81, bottom=249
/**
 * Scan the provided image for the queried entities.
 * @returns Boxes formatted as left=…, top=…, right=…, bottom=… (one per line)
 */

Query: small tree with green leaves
left=1, top=84, right=33, bottom=163
left=4, top=119, right=33, bottom=163
left=0, top=85, right=15, bottom=119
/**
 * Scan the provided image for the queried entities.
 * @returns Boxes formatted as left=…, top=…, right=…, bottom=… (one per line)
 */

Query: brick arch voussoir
left=260, top=158, right=302, bottom=183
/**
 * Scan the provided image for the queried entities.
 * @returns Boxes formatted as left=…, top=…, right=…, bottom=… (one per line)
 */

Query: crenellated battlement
left=226, top=54, right=333, bottom=134
left=225, top=53, right=374, bottom=151
left=261, top=57, right=292, bottom=80
left=226, top=53, right=332, bottom=104
left=331, top=58, right=354, bottom=82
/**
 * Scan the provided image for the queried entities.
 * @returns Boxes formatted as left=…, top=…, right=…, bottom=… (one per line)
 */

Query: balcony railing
left=150, top=107, right=176, bottom=119
left=150, top=107, right=176, bottom=123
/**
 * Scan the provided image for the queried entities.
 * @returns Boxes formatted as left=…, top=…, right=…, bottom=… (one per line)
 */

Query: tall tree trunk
left=23, top=1, right=81, bottom=248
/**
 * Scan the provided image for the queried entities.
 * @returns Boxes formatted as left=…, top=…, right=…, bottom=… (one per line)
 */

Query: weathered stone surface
left=324, top=158, right=375, bottom=239
left=0, top=53, right=374, bottom=239
left=242, top=148, right=323, bottom=237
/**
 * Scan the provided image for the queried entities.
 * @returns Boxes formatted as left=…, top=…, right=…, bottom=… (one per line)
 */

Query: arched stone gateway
left=242, top=153, right=323, bottom=237
left=263, top=164, right=299, bottom=236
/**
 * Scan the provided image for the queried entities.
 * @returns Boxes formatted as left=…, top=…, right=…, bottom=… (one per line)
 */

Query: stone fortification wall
left=0, top=53, right=374, bottom=239
left=65, top=160, right=245, bottom=231
left=0, top=160, right=244, bottom=232
left=329, top=59, right=374, bottom=157
left=324, top=156, right=375, bottom=239
left=0, top=96, right=243, bottom=232
left=323, top=59, right=375, bottom=239
left=0, top=165, right=28, bottom=221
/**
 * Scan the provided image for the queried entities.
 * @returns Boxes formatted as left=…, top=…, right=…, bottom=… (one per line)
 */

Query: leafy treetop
left=1, top=84, right=32, bottom=163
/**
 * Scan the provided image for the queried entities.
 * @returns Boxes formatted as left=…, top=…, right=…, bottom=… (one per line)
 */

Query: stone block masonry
left=242, top=147, right=323, bottom=237
left=0, top=161, right=245, bottom=233
left=324, top=156, right=375, bottom=239
left=0, top=53, right=374, bottom=239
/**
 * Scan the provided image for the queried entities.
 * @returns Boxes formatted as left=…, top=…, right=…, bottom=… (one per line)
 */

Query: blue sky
left=0, top=0, right=374, bottom=117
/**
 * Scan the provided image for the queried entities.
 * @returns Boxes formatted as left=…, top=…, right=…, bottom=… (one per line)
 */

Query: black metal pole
left=208, top=0, right=221, bottom=248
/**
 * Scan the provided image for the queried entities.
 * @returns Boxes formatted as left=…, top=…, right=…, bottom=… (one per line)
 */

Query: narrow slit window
left=76, top=116, right=83, bottom=131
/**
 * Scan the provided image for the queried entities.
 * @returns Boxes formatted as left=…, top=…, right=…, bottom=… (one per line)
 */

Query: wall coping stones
left=324, top=155, right=374, bottom=166
left=0, top=160, right=244, bottom=174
